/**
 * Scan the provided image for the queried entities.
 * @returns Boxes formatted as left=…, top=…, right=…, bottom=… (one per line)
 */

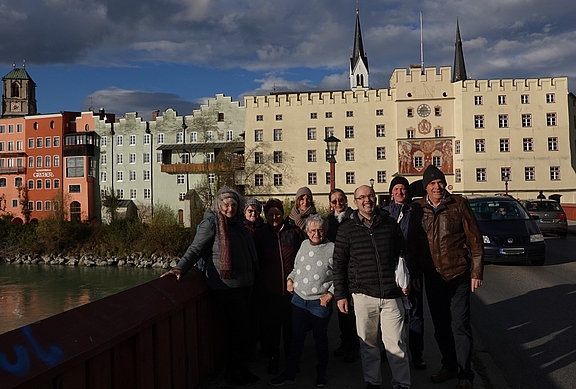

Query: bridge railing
left=0, top=269, right=217, bottom=389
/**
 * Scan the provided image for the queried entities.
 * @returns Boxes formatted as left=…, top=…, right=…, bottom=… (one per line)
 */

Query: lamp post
left=324, top=135, right=341, bottom=191
left=370, top=178, right=375, bottom=189
left=503, top=172, right=510, bottom=196
left=181, top=117, right=189, bottom=193
left=145, top=121, right=154, bottom=217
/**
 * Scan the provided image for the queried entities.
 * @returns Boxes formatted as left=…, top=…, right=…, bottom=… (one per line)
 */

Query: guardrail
left=0, top=269, right=216, bottom=389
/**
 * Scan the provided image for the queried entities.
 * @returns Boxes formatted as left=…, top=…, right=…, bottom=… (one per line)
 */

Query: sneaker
left=316, top=375, right=327, bottom=387
left=269, top=372, right=297, bottom=386
left=455, top=379, right=473, bottom=389
left=430, top=368, right=458, bottom=383
left=268, top=357, right=280, bottom=375
left=412, top=355, right=427, bottom=370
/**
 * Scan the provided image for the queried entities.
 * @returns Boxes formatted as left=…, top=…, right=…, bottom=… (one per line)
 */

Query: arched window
left=11, top=82, right=20, bottom=97
left=85, top=124, right=90, bottom=131
left=70, top=201, right=81, bottom=222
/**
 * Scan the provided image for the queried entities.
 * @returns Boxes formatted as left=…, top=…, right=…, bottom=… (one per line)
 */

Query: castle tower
left=2, top=62, right=37, bottom=117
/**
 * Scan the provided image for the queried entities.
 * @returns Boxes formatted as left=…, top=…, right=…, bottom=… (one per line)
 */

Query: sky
left=2, top=0, right=576, bottom=121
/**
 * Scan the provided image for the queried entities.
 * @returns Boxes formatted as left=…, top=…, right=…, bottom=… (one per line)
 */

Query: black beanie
left=422, top=165, right=446, bottom=189
left=389, top=176, right=410, bottom=195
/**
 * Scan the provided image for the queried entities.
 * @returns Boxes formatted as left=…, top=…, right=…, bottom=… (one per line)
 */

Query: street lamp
left=503, top=172, right=510, bottom=196
left=146, top=121, right=154, bottom=217
left=324, top=135, right=341, bottom=191
left=370, top=178, right=375, bottom=189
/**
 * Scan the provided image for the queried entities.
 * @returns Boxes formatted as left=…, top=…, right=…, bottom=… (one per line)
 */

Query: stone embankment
left=1, top=253, right=180, bottom=269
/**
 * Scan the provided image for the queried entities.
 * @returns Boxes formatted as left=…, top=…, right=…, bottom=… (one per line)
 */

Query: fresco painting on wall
left=398, top=139, right=453, bottom=176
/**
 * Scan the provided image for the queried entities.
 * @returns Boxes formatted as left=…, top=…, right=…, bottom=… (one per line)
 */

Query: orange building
left=0, top=65, right=101, bottom=223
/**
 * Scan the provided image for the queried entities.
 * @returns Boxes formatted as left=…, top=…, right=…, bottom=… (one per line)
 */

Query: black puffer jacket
left=333, top=208, right=405, bottom=301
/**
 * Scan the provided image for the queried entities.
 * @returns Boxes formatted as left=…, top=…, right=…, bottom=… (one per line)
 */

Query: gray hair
left=211, top=186, right=245, bottom=214
left=304, top=213, right=329, bottom=233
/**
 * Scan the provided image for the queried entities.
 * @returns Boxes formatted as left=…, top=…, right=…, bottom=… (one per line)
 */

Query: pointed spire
left=350, top=8, right=368, bottom=74
left=452, top=19, right=467, bottom=82
left=350, top=6, right=369, bottom=90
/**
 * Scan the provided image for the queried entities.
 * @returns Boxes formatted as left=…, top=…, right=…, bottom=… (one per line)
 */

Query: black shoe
left=269, top=372, right=297, bottom=386
left=430, top=368, right=458, bottom=383
left=412, top=355, right=427, bottom=370
left=343, top=348, right=359, bottom=363
left=268, top=357, right=280, bottom=375
left=316, top=375, right=327, bottom=387
left=245, top=372, right=260, bottom=385
left=365, top=383, right=380, bottom=389
left=225, top=373, right=251, bottom=387
left=334, top=343, right=349, bottom=357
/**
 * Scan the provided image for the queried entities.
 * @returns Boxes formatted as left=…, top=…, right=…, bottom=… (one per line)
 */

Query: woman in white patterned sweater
left=269, top=214, right=334, bottom=388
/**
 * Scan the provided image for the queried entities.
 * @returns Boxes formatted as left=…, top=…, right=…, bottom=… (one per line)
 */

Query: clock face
left=417, top=104, right=431, bottom=117
left=11, top=102, right=21, bottom=112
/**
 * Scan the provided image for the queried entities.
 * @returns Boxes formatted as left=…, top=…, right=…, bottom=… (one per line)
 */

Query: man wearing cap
left=410, top=165, right=484, bottom=389
left=384, top=176, right=427, bottom=371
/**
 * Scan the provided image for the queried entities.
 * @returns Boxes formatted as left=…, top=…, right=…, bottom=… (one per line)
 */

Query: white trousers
left=352, top=293, right=411, bottom=388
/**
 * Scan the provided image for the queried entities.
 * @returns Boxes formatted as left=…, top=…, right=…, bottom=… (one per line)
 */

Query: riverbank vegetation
left=0, top=204, right=192, bottom=259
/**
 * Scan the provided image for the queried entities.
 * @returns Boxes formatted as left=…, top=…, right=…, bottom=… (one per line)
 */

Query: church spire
left=452, top=19, right=467, bottom=82
left=350, top=7, right=369, bottom=90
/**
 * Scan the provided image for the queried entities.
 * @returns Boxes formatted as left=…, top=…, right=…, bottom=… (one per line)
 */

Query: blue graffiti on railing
left=0, top=325, right=64, bottom=377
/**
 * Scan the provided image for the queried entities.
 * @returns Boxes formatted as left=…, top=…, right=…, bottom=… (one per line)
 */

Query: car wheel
left=531, top=258, right=545, bottom=266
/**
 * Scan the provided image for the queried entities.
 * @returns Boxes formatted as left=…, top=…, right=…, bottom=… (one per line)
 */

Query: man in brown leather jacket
left=410, top=165, right=483, bottom=389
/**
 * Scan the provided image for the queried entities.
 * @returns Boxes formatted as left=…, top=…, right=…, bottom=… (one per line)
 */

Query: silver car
left=521, top=200, right=568, bottom=238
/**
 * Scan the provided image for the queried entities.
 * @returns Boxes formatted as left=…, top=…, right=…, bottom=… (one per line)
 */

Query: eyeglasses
left=308, top=229, right=325, bottom=235
left=331, top=199, right=346, bottom=204
left=355, top=194, right=376, bottom=201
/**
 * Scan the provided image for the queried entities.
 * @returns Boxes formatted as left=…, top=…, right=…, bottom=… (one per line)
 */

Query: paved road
left=473, top=234, right=576, bottom=389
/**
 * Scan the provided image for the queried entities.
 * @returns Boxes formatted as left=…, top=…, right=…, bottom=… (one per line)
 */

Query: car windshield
left=525, top=201, right=562, bottom=212
left=470, top=200, right=530, bottom=221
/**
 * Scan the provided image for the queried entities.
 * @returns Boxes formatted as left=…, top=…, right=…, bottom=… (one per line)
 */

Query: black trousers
left=408, top=276, right=425, bottom=358
left=211, top=286, right=253, bottom=378
left=425, top=270, right=474, bottom=381
left=262, top=293, right=293, bottom=361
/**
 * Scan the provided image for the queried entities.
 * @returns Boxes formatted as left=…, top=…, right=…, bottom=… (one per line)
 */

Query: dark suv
left=520, top=199, right=568, bottom=238
left=468, top=195, right=546, bottom=265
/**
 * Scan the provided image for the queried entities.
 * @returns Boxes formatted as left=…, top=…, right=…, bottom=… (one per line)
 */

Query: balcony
left=63, top=144, right=95, bottom=157
left=160, top=159, right=245, bottom=174
left=0, top=166, right=26, bottom=174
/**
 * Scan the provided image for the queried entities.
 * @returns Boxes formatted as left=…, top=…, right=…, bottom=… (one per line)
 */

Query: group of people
left=161, top=164, right=484, bottom=389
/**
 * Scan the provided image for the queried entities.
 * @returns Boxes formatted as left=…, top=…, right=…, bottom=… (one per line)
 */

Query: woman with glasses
left=326, top=188, right=360, bottom=363
left=269, top=214, right=334, bottom=388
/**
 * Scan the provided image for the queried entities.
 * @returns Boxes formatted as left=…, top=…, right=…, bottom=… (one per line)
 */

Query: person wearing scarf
left=287, top=186, right=317, bottom=231
left=161, top=187, right=259, bottom=387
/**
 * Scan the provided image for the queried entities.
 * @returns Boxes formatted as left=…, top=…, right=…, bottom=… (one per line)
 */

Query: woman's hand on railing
left=161, top=269, right=182, bottom=281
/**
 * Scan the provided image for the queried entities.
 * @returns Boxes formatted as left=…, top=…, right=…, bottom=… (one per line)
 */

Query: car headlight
left=530, top=233, right=544, bottom=242
left=483, top=235, right=491, bottom=244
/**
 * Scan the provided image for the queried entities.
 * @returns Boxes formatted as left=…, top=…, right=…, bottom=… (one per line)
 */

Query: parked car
left=467, top=195, right=546, bottom=266
left=520, top=199, right=568, bottom=238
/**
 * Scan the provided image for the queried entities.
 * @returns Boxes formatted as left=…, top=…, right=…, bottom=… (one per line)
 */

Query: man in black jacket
left=333, top=185, right=411, bottom=389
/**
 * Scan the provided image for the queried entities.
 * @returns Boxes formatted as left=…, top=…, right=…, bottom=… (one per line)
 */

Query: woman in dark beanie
left=255, top=198, right=304, bottom=376
left=161, top=187, right=260, bottom=386
left=287, top=186, right=317, bottom=230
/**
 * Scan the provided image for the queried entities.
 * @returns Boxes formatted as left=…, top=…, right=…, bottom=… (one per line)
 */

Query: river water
left=0, top=263, right=164, bottom=335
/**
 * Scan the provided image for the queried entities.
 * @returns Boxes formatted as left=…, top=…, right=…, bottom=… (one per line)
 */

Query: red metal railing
left=0, top=269, right=217, bottom=389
